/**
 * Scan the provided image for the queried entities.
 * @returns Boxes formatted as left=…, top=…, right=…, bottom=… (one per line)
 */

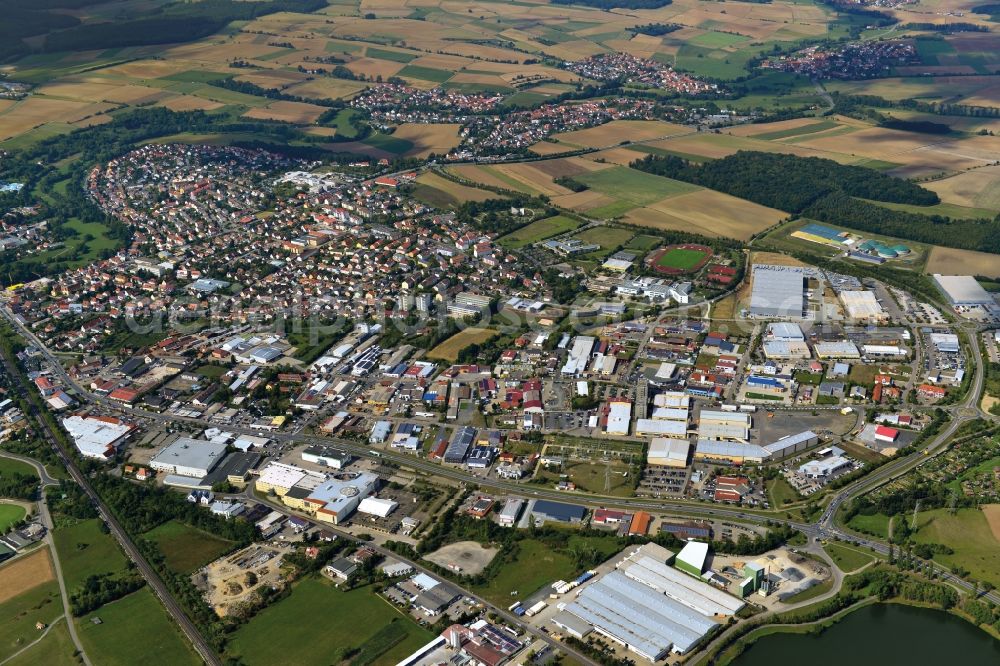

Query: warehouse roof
left=150, top=437, right=226, bottom=474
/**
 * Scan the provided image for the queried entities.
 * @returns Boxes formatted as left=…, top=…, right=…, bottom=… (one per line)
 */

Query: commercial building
left=799, top=456, right=851, bottom=478
left=694, top=440, right=768, bottom=465
left=357, top=496, right=398, bottom=518
left=929, top=333, right=960, bottom=354
left=748, top=265, right=806, bottom=319
left=497, top=498, right=524, bottom=527
left=529, top=499, right=586, bottom=524
left=605, top=400, right=632, bottom=436
left=62, top=414, right=136, bottom=459
left=660, top=521, right=712, bottom=541
left=561, top=336, right=595, bottom=376
left=762, top=430, right=818, bottom=459
left=149, top=437, right=227, bottom=478
left=647, top=438, right=691, bottom=467
left=300, top=472, right=380, bottom=524
left=762, top=340, right=810, bottom=360
left=933, top=274, right=995, bottom=306
left=635, top=418, right=688, bottom=437
left=302, top=446, right=352, bottom=469
left=814, top=341, right=861, bottom=359
left=444, top=426, right=476, bottom=464
left=766, top=322, right=805, bottom=341
left=839, top=290, right=886, bottom=322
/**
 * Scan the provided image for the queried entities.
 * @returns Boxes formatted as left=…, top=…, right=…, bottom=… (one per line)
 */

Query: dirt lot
left=925, top=246, right=1000, bottom=279
left=0, top=548, right=55, bottom=604
left=424, top=541, right=498, bottom=576
left=195, top=544, right=290, bottom=617
left=982, top=504, right=1000, bottom=543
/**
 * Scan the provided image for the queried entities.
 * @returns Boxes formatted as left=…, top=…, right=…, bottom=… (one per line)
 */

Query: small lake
left=734, top=603, right=1000, bottom=666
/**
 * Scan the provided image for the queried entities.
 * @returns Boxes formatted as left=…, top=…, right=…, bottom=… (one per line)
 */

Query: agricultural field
left=0, top=581, right=64, bottom=662
left=77, top=589, right=201, bottom=666
left=411, top=172, right=497, bottom=209
left=0, top=549, right=54, bottom=606
left=913, top=508, right=1000, bottom=589
left=52, top=518, right=128, bottom=591
left=925, top=165, right=1000, bottom=213
left=572, top=166, right=702, bottom=218
left=925, top=246, right=1000, bottom=279
left=498, top=215, right=582, bottom=249
left=390, top=123, right=463, bottom=158
left=624, top=188, right=786, bottom=241
left=544, top=120, right=690, bottom=150
left=5, top=617, right=76, bottom=666
left=427, top=327, right=497, bottom=362
left=226, top=578, right=433, bottom=666
left=142, top=520, right=236, bottom=574
left=243, top=100, right=328, bottom=124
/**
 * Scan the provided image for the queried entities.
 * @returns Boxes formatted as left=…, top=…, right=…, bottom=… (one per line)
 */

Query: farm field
left=77, top=589, right=201, bottom=666
left=427, top=327, right=498, bottom=362
left=546, top=120, right=690, bottom=150
left=226, top=578, right=433, bottom=666
left=412, top=172, right=497, bottom=209
left=242, top=100, right=327, bottom=124
left=0, top=581, right=64, bottom=662
left=913, top=508, right=1000, bottom=589
left=925, top=165, right=1000, bottom=212
left=572, top=166, right=702, bottom=218
left=0, top=548, right=54, bottom=605
left=5, top=617, right=76, bottom=666
left=391, top=123, right=463, bottom=158
left=498, top=215, right=582, bottom=249
left=643, top=132, right=857, bottom=164
left=925, top=247, right=1000, bottom=279
left=142, top=520, right=235, bottom=574
left=53, top=518, right=128, bottom=591
left=624, top=189, right=786, bottom=240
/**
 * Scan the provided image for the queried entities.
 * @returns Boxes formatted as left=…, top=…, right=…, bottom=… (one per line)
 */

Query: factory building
left=561, top=336, right=596, bottom=376
left=647, top=438, right=691, bottom=468
left=932, top=274, right=995, bottom=307
left=839, top=290, right=886, bottom=323
left=62, top=414, right=136, bottom=459
left=748, top=265, right=806, bottom=319
left=149, top=437, right=227, bottom=478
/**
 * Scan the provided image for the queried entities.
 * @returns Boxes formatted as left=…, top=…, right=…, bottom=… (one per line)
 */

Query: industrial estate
left=1, top=1, right=1000, bottom=666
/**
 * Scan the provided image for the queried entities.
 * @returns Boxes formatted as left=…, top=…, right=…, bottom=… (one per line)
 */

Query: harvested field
left=346, top=57, right=406, bottom=80
left=529, top=140, right=575, bottom=156
left=0, top=98, right=114, bottom=141
left=530, top=156, right=609, bottom=179
left=552, top=120, right=690, bottom=149
left=412, top=172, right=496, bottom=208
left=984, top=504, right=1000, bottom=543
left=157, top=95, right=224, bottom=112
left=0, top=548, right=54, bottom=605
left=424, top=541, right=498, bottom=576
left=489, top=163, right=575, bottom=197
left=243, top=100, right=327, bottom=124
left=586, top=147, right=650, bottom=166
left=447, top=164, right=515, bottom=191
left=427, top=327, right=497, bottom=362
left=925, top=246, right=1000, bottom=279
left=283, top=78, right=367, bottom=100
left=726, top=117, right=830, bottom=137
left=551, top=189, right=616, bottom=213
left=233, top=71, right=307, bottom=89
left=926, top=165, right=1000, bottom=212
left=392, top=123, right=462, bottom=158
left=649, top=133, right=856, bottom=163
left=625, top=189, right=785, bottom=241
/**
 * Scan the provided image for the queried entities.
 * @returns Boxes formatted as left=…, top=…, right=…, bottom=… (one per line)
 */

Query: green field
left=689, top=31, right=750, bottom=48
left=227, top=577, right=433, bottom=665
left=5, top=616, right=76, bottom=666
left=847, top=512, right=891, bottom=539
left=77, top=589, right=201, bottom=666
left=142, top=520, right=235, bottom=574
left=0, top=582, right=65, bottom=662
left=365, top=47, right=418, bottom=63
left=767, top=478, right=801, bottom=507
left=575, top=166, right=701, bottom=216
left=753, top=120, right=839, bottom=141
left=913, top=508, right=1000, bottom=588
left=326, top=108, right=365, bottom=139
left=655, top=247, right=710, bottom=271
left=470, top=538, right=578, bottom=604
left=363, top=132, right=415, bottom=155
left=397, top=64, right=453, bottom=83
left=823, top=541, right=876, bottom=573
left=0, top=504, right=27, bottom=533
left=53, top=519, right=128, bottom=591
left=497, top=215, right=581, bottom=248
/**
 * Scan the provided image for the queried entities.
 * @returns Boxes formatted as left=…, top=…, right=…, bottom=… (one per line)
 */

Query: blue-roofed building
left=747, top=375, right=782, bottom=389
left=530, top=499, right=586, bottom=524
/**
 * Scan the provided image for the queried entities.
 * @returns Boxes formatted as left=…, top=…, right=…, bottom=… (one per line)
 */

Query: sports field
left=142, top=520, right=235, bottom=574
left=0, top=504, right=26, bottom=534
left=78, top=589, right=201, bottom=666
left=227, top=578, right=433, bottom=665
left=427, top=327, right=497, bottom=362
left=498, top=215, right=581, bottom=249
left=651, top=245, right=712, bottom=273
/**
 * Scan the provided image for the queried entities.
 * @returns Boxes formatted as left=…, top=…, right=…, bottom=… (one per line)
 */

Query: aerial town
left=1, top=1, right=1000, bottom=666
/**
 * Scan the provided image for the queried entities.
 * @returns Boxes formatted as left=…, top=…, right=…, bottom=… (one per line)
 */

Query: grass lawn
left=793, top=370, right=823, bottom=385
left=6, top=617, right=76, bottom=666
left=571, top=226, right=634, bottom=260
left=497, top=215, right=581, bottom=248
left=847, top=512, right=891, bottom=539
left=142, top=520, right=235, bottom=574
left=326, top=108, right=364, bottom=139
left=53, top=519, right=128, bottom=591
left=913, top=508, right=1000, bottom=588
left=847, top=364, right=879, bottom=386
left=0, top=458, right=37, bottom=480
left=227, top=578, right=433, bottom=665
left=624, top=234, right=662, bottom=251
left=574, top=166, right=700, bottom=213
left=77, top=589, right=201, bottom=666
left=823, top=541, right=876, bottom=572
left=745, top=392, right=783, bottom=401
left=0, top=505, right=26, bottom=533
left=471, top=538, right=579, bottom=605
left=0, top=582, right=64, bottom=662
left=767, top=477, right=800, bottom=507
left=194, top=364, right=228, bottom=379
left=781, top=578, right=833, bottom=604
left=538, top=460, right=636, bottom=497
left=655, top=247, right=710, bottom=271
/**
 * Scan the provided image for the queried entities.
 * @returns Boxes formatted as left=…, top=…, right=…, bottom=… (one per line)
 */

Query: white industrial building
left=635, top=419, right=688, bottom=437
left=748, top=265, right=806, bottom=319
left=762, top=340, right=811, bottom=359
left=653, top=391, right=689, bottom=409
left=149, top=437, right=227, bottom=477
left=929, top=333, right=960, bottom=353
left=605, top=401, right=632, bottom=436
left=799, top=456, right=851, bottom=478
left=839, top=290, right=886, bottom=322
left=357, top=496, right=398, bottom=518
left=933, top=274, right=995, bottom=306
left=303, top=472, right=380, bottom=524
left=766, top=322, right=804, bottom=341
left=647, top=438, right=691, bottom=467
left=762, top=430, right=818, bottom=458
left=62, top=415, right=135, bottom=459
left=557, top=544, right=742, bottom=659
left=561, top=336, right=595, bottom=376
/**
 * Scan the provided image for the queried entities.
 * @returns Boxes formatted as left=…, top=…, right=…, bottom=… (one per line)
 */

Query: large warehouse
left=647, top=438, right=691, bottom=467
left=149, top=437, right=227, bottom=478
left=62, top=414, right=136, bottom=459
left=556, top=544, right=743, bottom=659
left=933, top=274, right=994, bottom=307
left=748, top=265, right=806, bottom=319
